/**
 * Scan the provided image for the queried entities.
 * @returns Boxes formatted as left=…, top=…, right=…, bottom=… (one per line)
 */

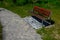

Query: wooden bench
left=31, top=6, right=51, bottom=24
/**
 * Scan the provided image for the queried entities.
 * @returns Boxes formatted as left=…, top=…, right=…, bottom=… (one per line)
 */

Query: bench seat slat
left=33, top=6, right=51, bottom=17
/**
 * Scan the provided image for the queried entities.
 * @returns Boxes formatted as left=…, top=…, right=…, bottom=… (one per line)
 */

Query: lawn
left=5, top=4, right=33, bottom=18
left=0, top=1, right=60, bottom=40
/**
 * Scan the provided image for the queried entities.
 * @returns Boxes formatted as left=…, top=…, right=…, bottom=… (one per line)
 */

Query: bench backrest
left=33, top=6, right=51, bottom=18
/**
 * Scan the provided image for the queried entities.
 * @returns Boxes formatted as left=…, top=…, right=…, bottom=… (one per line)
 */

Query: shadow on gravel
left=0, top=22, right=2, bottom=40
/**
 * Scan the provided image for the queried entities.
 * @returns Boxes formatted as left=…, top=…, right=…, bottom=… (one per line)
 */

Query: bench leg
left=42, top=20, right=43, bottom=27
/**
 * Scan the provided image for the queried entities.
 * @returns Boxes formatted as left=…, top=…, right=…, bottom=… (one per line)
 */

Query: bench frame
left=31, top=6, right=52, bottom=26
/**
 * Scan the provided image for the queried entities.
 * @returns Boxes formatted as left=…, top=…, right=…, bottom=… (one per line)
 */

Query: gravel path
left=0, top=8, right=42, bottom=40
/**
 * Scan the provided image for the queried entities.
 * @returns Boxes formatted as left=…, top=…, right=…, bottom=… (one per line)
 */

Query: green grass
left=5, top=4, right=33, bottom=18
left=0, top=1, right=60, bottom=40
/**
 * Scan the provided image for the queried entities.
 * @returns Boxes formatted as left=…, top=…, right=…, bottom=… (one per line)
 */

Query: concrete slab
left=23, top=16, right=44, bottom=29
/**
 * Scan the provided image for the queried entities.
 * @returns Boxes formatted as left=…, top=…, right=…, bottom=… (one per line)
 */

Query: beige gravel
left=0, top=8, right=42, bottom=40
